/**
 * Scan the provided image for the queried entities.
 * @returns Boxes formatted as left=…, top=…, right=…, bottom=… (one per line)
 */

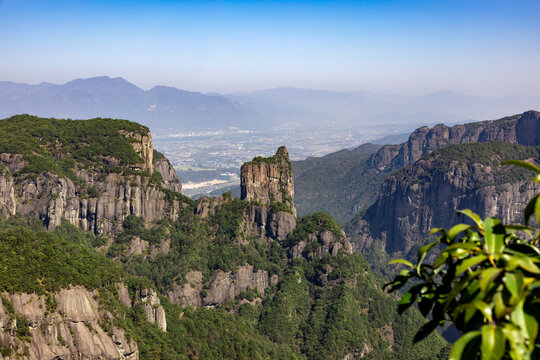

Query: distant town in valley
left=154, top=124, right=397, bottom=196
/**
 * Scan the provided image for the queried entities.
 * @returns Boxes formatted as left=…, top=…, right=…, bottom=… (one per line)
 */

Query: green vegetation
left=121, top=199, right=287, bottom=290
left=0, top=114, right=148, bottom=181
left=153, top=149, right=166, bottom=162
left=422, top=141, right=539, bottom=172
left=286, top=212, right=344, bottom=247
left=293, top=143, right=387, bottom=224
left=386, top=160, right=540, bottom=359
left=0, top=217, right=123, bottom=294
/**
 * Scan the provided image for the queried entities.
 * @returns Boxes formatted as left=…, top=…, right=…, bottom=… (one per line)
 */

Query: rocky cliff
left=0, top=287, right=139, bottom=360
left=353, top=142, right=540, bottom=255
left=152, top=150, right=182, bottom=193
left=368, top=111, right=540, bottom=171
left=165, top=148, right=358, bottom=310
left=292, top=111, right=539, bottom=225
left=241, top=146, right=296, bottom=216
left=0, top=284, right=170, bottom=360
left=0, top=115, right=184, bottom=236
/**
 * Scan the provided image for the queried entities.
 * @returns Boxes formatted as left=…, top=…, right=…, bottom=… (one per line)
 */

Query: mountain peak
left=64, top=76, right=143, bottom=92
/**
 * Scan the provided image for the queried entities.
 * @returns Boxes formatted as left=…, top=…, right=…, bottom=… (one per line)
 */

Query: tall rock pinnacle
left=240, top=146, right=296, bottom=216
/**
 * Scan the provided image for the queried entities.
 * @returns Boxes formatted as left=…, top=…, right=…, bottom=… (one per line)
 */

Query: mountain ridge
left=2, top=76, right=539, bottom=134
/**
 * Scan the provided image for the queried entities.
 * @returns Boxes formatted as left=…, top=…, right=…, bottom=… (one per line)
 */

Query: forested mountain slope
left=0, top=116, right=447, bottom=359
left=293, top=111, right=540, bottom=225
left=349, top=142, right=540, bottom=258
left=292, top=143, right=383, bottom=223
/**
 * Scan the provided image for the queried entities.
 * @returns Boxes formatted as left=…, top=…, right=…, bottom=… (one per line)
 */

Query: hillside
left=293, top=111, right=540, bottom=225
left=0, top=117, right=447, bottom=359
left=292, top=143, right=383, bottom=223
left=349, top=141, right=540, bottom=259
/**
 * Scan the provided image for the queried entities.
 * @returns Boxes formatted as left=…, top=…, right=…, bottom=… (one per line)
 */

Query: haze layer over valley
left=1, top=76, right=538, bottom=196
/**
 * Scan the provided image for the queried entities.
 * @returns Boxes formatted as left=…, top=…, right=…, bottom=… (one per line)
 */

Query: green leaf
left=523, top=194, right=540, bottom=226
left=412, top=319, right=439, bottom=344
left=481, top=325, right=505, bottom=360
left=442, top=242, right=480, bottom=259
left=504, top=224, right=534, bottom=232
left=511, top=301, right=539, bottom=351
left=493, top=292, right=507, bottom=321
left=388, top=258, right=414, bottom=268
left=456, top=209, right=483, bottom=228
left=398, top=284, right=423, bottom=315
left=432, top=251, right=449, bottom=269
left=456, top=254, right=488, bottom=276
left=515, top=256, right=540, bottom=274
left=416, top=241, right=439, bottom=272
left=449, top=331, right=481, bottom=360
left=484, top=217, right=505, bottom=255
left=479, top=267, right=502, bottom=295
left=448, top=224, right=472, bottom=241
left=454, top=300, right=493, bottom=323
left=501, top=160, right=540, bottom=174
left=534, top=194, right=540, bottom=225
left=504, top=272, right=523, bottom=303
left=502, top=323, right=529, bottom=360
left=443, top=271, right=482, bottom=312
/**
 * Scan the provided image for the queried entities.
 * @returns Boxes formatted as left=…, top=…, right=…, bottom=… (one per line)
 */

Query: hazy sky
left=0, top=0, right=539, bottom=96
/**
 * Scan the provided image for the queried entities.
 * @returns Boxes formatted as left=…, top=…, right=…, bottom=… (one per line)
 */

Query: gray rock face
left=243, top=204, right=297, bottom=242
left=241, top=146, right=296, bottom=216
left=153, top=157, right=182, bottom=193
left=369, top=113, right=523, bottom=171
left=0, top=286, right=138, bottom=359
left=204, top=265, right=270, bottom=305
left=140, top=289, right=167, bottom=332
left=167, top=266, right=272, bottom=307
left=355, top=150, right=540, bottom=255
left=516, top=110, right=540, bottom=146
left=194, top=195, right=229, bottom=219
left=167, top=271, right=204, bottom=308
left=0, top=166, right=183, bottom=238
left=118, top=130, right=153, bottom=174
left=0, top=128, right=185, bottom=236
left=289, top=229, right=353, bottom=260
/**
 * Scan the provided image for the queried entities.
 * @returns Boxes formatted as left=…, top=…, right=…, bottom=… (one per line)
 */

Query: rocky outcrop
left=153, top=156, right=182, bottom=193
left=118, top=130, right=153, bottom=173
left=289, top=229, right=353, bottom=260
left=516, top=110, right=540, bottom=146
left=0, top=124, right=186, bottom=236
left=167, top=271, right=204, bottom=308
left=0, top=287, right=138, bottom=360
left=167, top=265, right=277, bottom=307
left=0, top=169, right=184, bottom=236
left=369, top=112, right=532, bottom=171
left=241, top=146, right=296, bottom=216
left=203, top=265, right=270, bottom=305
left=194, top=195, right=229, bottom=219
left=242, top=204, right=297, bottom=242
left=354, top=143, right=540, bottom=255
left=139, top=289, right=166, bottom=332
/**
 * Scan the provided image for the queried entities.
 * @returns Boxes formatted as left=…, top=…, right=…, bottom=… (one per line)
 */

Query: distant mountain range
left=0, top=77, right=261, bottom=133
left=0, top=76, right=538, bottom=134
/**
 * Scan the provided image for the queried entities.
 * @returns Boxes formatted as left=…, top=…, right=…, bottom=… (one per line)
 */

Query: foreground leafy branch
left=385, top=160, right=540, bottom=360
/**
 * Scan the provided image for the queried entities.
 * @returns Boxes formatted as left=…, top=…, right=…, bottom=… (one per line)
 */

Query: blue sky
left=0, top=0, right=539, bottom=96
